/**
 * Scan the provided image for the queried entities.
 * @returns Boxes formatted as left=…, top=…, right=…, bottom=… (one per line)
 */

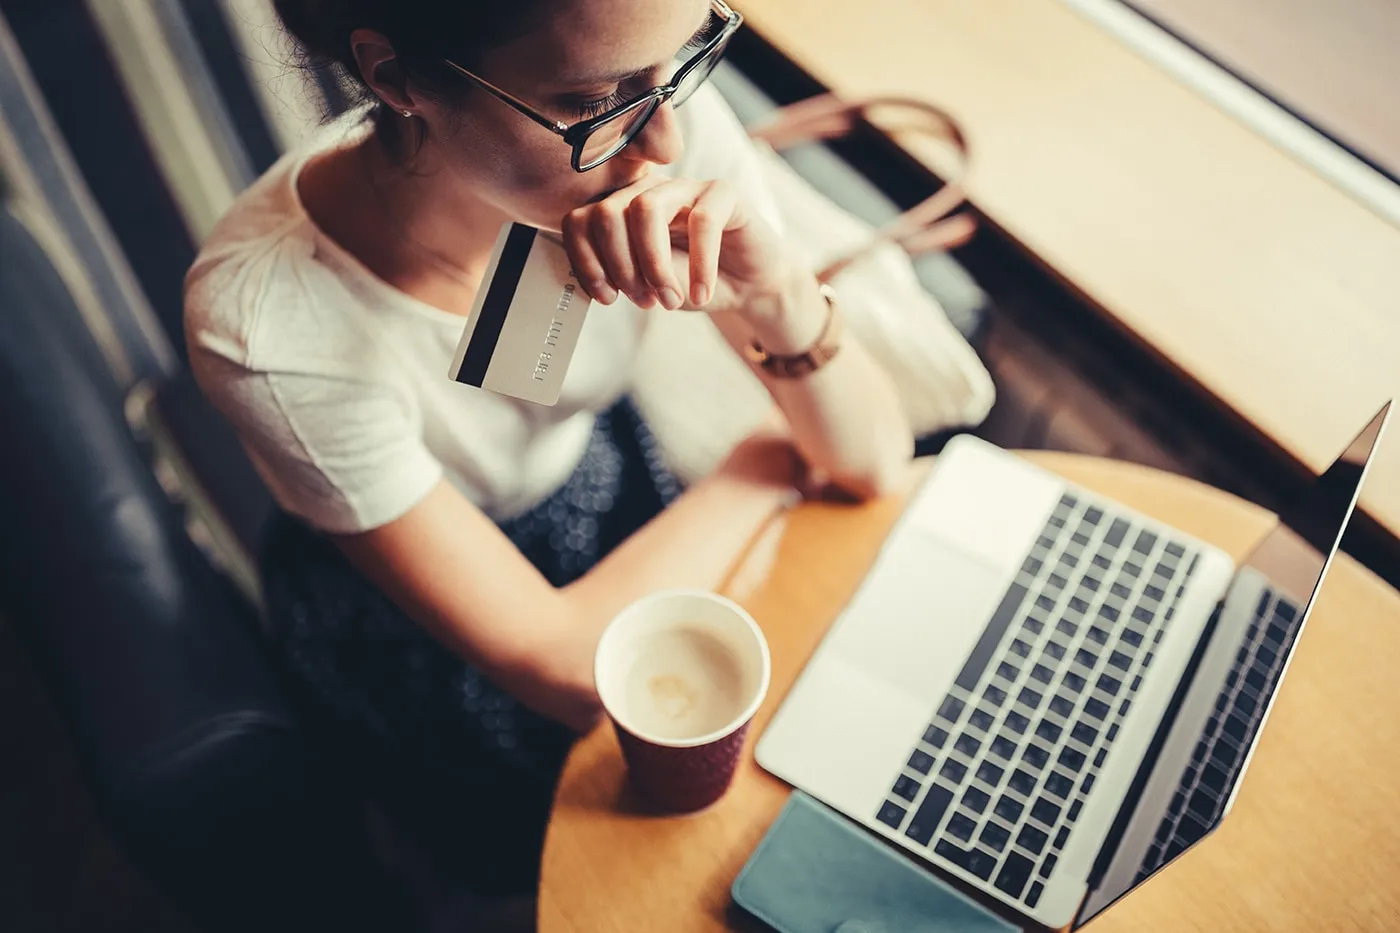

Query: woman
left=185, top=0, right=990, bottom=900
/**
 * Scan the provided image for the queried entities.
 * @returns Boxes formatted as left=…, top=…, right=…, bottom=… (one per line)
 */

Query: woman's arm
left=331, top=429, right=803, bottom=734
left=711, top=269, right=915, bottom=501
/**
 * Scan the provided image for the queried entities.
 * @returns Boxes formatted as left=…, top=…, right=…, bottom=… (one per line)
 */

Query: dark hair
left=273, top=0, right=552, bottom=155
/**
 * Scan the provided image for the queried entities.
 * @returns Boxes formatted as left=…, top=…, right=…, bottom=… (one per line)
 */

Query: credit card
left=448, top=221, right=595, bottom=406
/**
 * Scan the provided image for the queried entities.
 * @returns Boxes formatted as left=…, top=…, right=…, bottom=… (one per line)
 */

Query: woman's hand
left=559, top=175, right=800, bottom=319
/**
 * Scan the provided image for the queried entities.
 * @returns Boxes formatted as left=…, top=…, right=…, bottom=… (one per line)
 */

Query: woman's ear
left=349, top=27, right=415, bottom=113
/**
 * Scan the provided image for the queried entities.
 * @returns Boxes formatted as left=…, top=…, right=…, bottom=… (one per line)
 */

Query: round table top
left=538, top=452, right=1400, bottom=933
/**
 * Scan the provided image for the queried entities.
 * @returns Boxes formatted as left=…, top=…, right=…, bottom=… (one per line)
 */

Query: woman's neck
left=298, top=128, right=510, bottom=315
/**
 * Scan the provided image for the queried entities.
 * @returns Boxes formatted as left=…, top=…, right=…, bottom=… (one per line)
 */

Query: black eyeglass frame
left=443, top=0, right=742, bottom=171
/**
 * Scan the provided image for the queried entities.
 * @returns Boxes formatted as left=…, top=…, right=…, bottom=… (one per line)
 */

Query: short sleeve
left=192, top=348, right=443, bottom=534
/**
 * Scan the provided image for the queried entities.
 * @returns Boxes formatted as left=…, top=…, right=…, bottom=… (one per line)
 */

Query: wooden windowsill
left=739, top=0, right=1400, bottom=539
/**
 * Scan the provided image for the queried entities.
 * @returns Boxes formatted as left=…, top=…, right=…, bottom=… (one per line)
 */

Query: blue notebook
left=733, top=792, right=1020, bottom=933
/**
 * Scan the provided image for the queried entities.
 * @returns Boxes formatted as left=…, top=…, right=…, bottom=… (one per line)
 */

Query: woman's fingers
left=560, top=209, right=616, bottom=304
left=624, top=184, right=700, bottom=310
left=562, top=177, right=742, bottom=311
left=684, top=181, right=735, bottom=307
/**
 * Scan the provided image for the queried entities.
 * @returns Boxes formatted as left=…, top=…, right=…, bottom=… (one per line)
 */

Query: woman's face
left=411, top=0, right=714, bottom=230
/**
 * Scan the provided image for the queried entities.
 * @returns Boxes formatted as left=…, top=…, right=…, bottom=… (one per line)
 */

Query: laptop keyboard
left=874, top=493, right=1200, bottom=910
left=1135, top=586, right=1302, bottom=880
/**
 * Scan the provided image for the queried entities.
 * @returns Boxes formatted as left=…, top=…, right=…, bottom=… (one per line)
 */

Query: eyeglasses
left=444, top=0, right=742, bottom=172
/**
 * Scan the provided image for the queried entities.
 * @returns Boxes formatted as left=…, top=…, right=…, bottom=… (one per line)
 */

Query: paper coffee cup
left=594, top=589, right=771, bottom=813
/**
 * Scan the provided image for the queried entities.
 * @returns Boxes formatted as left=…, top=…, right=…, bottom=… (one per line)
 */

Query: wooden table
left=735, top=0, right=1400, bottom=540
left=539, top=453, right=1400, bottom=932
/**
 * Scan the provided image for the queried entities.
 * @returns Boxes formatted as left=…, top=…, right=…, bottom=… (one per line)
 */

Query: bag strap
left=746, top=93, right=976, bottom=283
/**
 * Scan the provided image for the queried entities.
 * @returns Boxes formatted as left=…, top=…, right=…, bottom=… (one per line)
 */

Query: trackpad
left=827, top=533, right=1009, bottom=702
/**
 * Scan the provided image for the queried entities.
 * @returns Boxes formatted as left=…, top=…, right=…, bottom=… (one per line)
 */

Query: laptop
left=756, top=402, right=1391, bottom=929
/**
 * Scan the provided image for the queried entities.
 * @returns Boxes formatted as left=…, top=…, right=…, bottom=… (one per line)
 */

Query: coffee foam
left=619, top=628, right=750, bottom=741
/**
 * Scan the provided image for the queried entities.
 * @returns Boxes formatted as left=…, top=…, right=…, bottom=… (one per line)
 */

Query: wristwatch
left=744, top=282, right=844, bottom=379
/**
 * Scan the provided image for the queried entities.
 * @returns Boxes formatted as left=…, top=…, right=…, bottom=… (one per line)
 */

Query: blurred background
left=1, top=1, right=1395, bottom=931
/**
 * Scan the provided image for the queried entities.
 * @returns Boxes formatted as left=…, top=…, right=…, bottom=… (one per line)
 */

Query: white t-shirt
left=185, top=85, right=786, bottom=534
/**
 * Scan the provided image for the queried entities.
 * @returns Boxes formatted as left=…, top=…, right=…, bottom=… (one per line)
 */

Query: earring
left=401, top=109, right=412, bottom=118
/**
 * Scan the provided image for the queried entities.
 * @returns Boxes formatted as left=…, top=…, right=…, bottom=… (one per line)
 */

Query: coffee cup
left=594, top=589, right=771, bottom=813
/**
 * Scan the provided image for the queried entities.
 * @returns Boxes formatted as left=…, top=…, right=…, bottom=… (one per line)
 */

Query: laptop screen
left=1079, top=401, right=1390, bottom=926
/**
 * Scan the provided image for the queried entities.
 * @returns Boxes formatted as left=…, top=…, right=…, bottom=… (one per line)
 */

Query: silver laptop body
left=757, top=403, right=1390, bottom=929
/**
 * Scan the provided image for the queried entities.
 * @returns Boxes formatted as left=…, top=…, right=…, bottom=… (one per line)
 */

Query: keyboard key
left=1123, top=562, right=1142, bottom=579
left=1099, top=604, right=1121, bottom=623
left=1132, top=605, right=1155, bottom=624
left=983, top=685, right=1008, bottom=708
left=1133, top=530, right=1157, bottom=555
left=1245, top=668, right=1267, bottom=693
left=991, top=736, right=1018, bottom=761
left=1023, top=617, right=1045, bottom=636
left=1276, top=600, right=1297, bottom=623
left=938, top=696, right=966, bottom=723
left=1048, top=572, right=1068, bottom=590
left=1131, top=674, right=1143, bottom=692
left=1085, top=698, right=1110, bottom=721
left=1081, top=575, right=1101, bottom=592
left=1010, top=638, right=1032, bottom=658
left=1256, top=644, right=1277, bottom=667
left=1021, top=556, right=1044, bottom=576
left=1108, top=651, right=1133, bottom=671
left=1005, top=711, right=1030, bottom=735
left=947, top=811, right=977, bottom=843
left=905, top=784, right=955, bottom=845
left=1024, top=745, right=1050, bottom=769
left=1165, top=542, right=1185, bottom=558
left=939, top=841, right=1000, bottom=882
left=1121, top=627, right=1144, bottom=648
left=1031, top=664, right=1054, bottom=685
left=1094, top=748, right=1108, bottom=768
left=923, top=725, right=950, bottom=748
left=1075, top=648, right=1099, bottom=668
left=1054, top=826, right=1071, bottom=849
left=1059, top=493, right=1079, bottom=510
left=1043, top=771, right=1074, bottom=800
left=1071, top=723, right=1099, bottom=746
left=1049, top=694, right=1075, bottom=717
left=1081, top=773, right=1097, bottom=793
left=996, top=661, right=1019, bottom=682
left=893, top=775, right=921, bottom=801
left=1144, top=584, right=1166, bottom=602
left=1063, top=671, right=1087, bottom=694
left=1098, top=674, right=1122, bottom=696
left=1069, top=596, right=1090, bottom=614
left=1031, top=797, right=1062, bottom=827
left=996, top=790, right=1030, bottom=823
left=1084, top=507, right=1104, bottom=525
left=969, top=709, right=995, bottom=733
left=877, top=801, right=907, bottom=829
left=976, top=761, right=1006, bottom=787
left=1109, top=582, right=1133, bottom=600
left=1087, top=625, right=1110, bottom=645
left=1068, top=799, right=1084, bottom=822
left=957, top=584, right=1032, bottom=691
left=1071, top=530, right=1091, bottom=547
left=1104, top=518, right=1129, bottom=547
left=1058, top=747, right=1087, bottom=772
left=1027, top=880, right=1045, bottom=908
left=909, top=750, right=935, bottom=774
left=1017, top=824, right=1049, bottom=855
left=1008, top=769, right=1037, bottom=796
left=1057, top=619, right=1079, bottom=637
left=955, top=734, right=982, bottom=757
left=1018, top=686, right=1044, bottom=709
left=940, top=759, right=968, bottom=784
left=1211, top=740, right=1239, bottom=771
left=963, top=786, right=991, bottom=814
left=1036, top=595, right=1057, bottom=612
left=981, top=821, right=1012, bottom=853
left=1092, top=554, right=1113, bottom=570
left=1035, top=720, right=1062, bottom=743
left=994, top=851, right=1035, bottom=899
left=1039, top=853, right=1059, bottom=879
left=1106, top=724, right=1120, bottom=742
left=1044, top=640, right=1067, bottom=661
left=1119, top=698, right=1133, bottom=716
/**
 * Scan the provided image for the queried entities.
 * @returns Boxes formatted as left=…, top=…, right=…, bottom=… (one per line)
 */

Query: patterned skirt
left=259, top=396, right=682, bottom=896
